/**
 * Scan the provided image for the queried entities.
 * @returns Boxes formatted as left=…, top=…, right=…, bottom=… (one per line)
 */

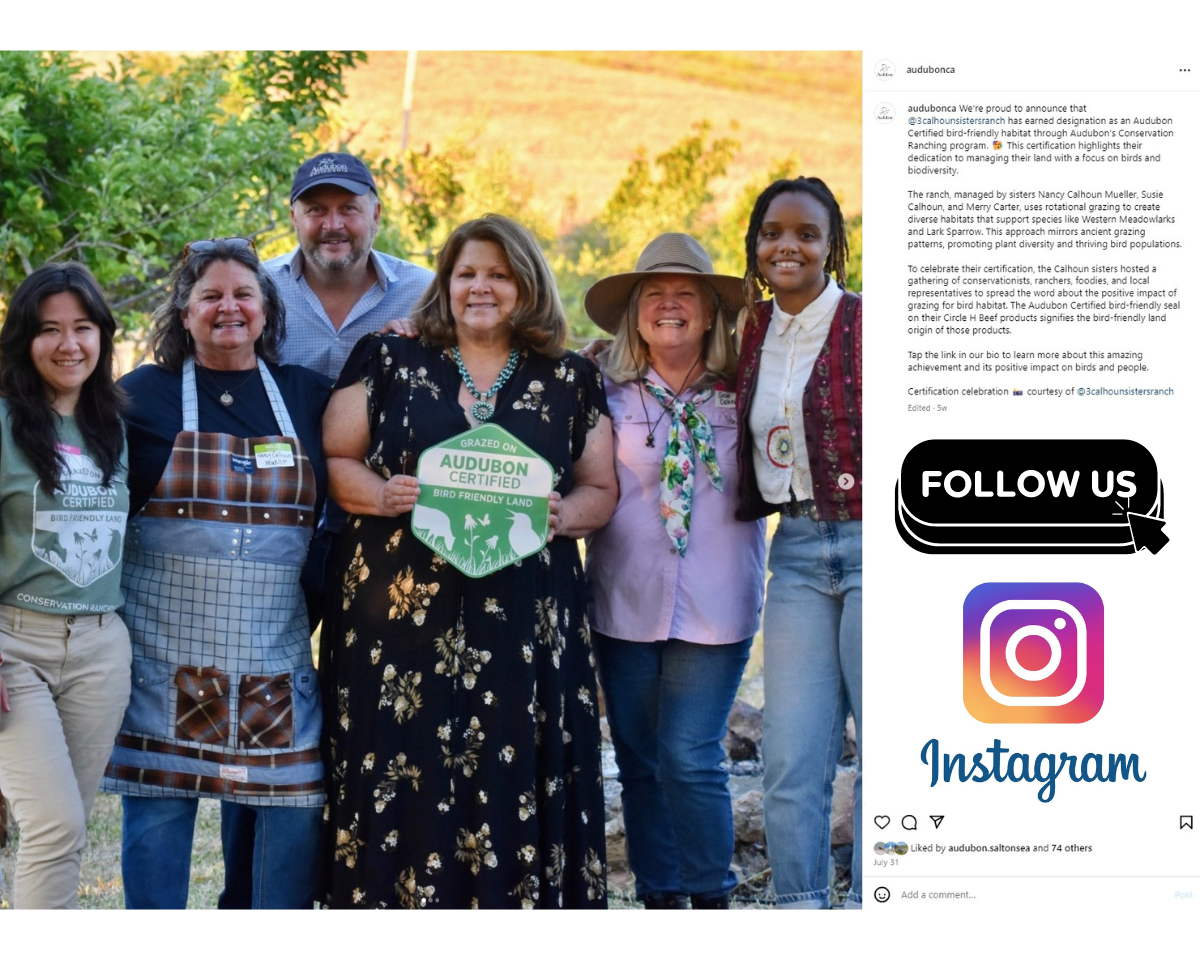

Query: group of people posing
left=0, top=152, right=862, bottom=910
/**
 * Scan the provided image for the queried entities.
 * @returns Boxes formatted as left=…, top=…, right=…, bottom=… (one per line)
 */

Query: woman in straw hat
left=734, top=177, right=861, bottom=909
left=584, top=234, right=766, bottom=909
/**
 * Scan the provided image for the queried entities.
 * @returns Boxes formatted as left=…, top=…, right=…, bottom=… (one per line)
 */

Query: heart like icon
left=873, top=815, right=890, bottom=829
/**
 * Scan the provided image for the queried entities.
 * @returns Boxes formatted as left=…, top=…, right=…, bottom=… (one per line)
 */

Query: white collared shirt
left=748, top=276, right=843, bottom=504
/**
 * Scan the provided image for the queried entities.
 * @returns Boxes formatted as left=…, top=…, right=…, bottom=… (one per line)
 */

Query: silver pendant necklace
left=198, top=364, right=257, bottom=407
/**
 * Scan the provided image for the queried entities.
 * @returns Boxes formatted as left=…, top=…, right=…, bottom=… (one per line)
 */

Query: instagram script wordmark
left=963, top=583, right=1104, bottom=723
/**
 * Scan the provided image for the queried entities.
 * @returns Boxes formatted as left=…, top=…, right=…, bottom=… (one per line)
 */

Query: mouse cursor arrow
left=1127, top=511, right=1168, bottom=555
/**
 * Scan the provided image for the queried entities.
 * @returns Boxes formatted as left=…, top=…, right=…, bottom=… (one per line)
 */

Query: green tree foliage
left=844, top=213, right=863, bottom=293
left=551, top=124, right=739, bottom=341
left=594, top=121, right=738, bottom=261
left=237, top=51, right=366, bottom=127
left=377, top=135, right=544, bottom=270
left=0, top=51, right=362, bottom=339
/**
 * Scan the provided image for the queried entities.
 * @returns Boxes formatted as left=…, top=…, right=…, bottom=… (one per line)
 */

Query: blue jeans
left=121, top=796, right=321, bottom=909
left=594, top=633, right=752, bottom=900
left=761, top=516, right=862, bottom=909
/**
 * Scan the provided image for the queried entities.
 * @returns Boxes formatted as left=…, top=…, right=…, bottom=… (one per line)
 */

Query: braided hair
left=741, top=176, right=848, bottom=315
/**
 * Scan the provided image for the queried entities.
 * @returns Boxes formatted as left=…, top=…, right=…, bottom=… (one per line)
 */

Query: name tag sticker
left=230, top=455, right=255, bottom=475
left=716, top=391, right=736, bottom=409
left=253, top=442, right=295, bottom=469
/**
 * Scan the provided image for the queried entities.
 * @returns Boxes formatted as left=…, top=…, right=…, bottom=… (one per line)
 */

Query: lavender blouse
left=586, top=372, right=767, bottom=645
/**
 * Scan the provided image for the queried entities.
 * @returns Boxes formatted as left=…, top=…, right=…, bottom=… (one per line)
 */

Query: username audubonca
left=920, top=738, right=1146, bottom=803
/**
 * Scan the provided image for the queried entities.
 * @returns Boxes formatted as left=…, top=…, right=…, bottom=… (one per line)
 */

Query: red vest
left=734, top=292, right=863, bottom=522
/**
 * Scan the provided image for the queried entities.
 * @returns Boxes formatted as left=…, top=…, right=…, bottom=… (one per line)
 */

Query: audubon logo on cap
left=310, top=157, right=351, bottom=177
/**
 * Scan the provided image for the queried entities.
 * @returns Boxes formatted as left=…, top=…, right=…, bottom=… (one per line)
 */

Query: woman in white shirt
left=733, top=177, right=862, bottom=909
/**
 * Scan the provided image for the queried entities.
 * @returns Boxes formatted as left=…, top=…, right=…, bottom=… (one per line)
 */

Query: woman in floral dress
left=320, top=215, right=617, bottom=908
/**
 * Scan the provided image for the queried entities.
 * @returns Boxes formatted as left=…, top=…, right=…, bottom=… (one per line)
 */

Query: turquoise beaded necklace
left=451, top=346, right=520, bottom=422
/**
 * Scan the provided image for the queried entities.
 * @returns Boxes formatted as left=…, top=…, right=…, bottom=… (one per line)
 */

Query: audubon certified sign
left=413, top=424, right=554, bottom=577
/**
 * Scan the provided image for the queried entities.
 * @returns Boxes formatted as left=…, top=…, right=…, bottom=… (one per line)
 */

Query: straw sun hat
left=583, top=233, right=744, bottom=335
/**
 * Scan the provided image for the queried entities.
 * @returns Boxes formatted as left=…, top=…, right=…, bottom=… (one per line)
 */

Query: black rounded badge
left=895, top=439, right=1166, bottom=554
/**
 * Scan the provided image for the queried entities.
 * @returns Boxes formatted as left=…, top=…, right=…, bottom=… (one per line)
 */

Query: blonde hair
left=601, top=277, right=738, bottom=386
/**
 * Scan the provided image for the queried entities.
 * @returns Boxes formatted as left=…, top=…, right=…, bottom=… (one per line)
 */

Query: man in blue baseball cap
left=266, top=151, right=432, bottom=379
left=261, top=152, right=432, bottom=647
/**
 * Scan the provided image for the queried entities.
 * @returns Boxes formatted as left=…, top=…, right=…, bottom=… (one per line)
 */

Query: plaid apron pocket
left=174, top=666, right=230, bottom=745
left=238, top=673, right=294, bottom=749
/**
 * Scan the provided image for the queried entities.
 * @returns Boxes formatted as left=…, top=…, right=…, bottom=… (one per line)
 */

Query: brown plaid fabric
left=140, top=431, right=317, bottom=527
left=105, top=764, right=323, bottom=799
left=112, top=733, right=320, bottom=768
left=238, top=674, right=294, bottom=749
left=174, top=666, right=230, bottom=745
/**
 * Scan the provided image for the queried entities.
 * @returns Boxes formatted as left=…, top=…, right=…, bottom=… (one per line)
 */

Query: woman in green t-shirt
left=0, top=262, right=131, bottom=909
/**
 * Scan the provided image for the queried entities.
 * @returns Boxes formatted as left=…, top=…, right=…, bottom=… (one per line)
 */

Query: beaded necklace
left=451, top=346, right=520, bottom=422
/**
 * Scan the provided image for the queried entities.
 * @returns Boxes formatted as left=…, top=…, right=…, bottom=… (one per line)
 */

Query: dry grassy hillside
left=74, top=50, right=861, bottom=227
left=337, top=51, right=862, bottom=227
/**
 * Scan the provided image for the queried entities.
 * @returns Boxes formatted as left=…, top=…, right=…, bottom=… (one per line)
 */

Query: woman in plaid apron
left=102, top=239, right=331, bottom=908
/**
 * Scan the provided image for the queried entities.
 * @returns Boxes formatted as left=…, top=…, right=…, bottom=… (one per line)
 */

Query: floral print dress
left=321, top=334, right=609, bottom=909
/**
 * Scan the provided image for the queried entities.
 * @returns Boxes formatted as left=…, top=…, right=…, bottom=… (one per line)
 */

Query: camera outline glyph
left=979, top=599, right=1087, bottom=707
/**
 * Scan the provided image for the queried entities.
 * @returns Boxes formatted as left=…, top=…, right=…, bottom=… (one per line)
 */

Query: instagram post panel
left=1, top=9, right=1197, bottom=948
left=866, top=47, right=1197, bottom=920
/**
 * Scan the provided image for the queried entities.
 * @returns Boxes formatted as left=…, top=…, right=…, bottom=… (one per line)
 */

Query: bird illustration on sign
left=411, top=504, right=456, bottom=552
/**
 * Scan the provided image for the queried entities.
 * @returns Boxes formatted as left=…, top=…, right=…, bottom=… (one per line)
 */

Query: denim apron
left=104, top=359, right=323, bottom=806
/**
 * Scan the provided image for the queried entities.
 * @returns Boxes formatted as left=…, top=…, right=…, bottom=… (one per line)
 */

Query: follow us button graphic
left=963, top=583, right=1104, bottom=724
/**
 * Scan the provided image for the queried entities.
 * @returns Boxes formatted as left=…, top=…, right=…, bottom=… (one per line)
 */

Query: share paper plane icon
left=930, top=815, right=945, bottom=829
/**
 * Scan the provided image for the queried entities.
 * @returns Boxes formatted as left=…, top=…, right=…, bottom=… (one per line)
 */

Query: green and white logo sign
left=413, top=423, right=553, bottom=578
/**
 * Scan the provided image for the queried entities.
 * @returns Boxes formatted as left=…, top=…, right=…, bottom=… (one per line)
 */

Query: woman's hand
left=577, top=339, right=611, bottom=364
left=377, top=474, right=420, bottom=517
left=546, top=491, right=563, bottom=542
left=325, top=382, right=417, bottom=518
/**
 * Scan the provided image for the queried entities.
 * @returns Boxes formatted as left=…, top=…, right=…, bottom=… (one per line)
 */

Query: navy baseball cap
left=290, top=153, right=377, bottom=203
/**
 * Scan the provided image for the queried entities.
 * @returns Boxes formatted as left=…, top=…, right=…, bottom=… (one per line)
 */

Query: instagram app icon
left=963, top=583, right=1104, bottom=723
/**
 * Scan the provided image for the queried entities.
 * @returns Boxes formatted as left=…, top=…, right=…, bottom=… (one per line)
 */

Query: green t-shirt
left=0, top=398, right=129, bottom=613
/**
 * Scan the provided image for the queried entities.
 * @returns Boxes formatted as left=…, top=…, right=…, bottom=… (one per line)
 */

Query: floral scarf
left=641, top=379, right=723, bottom=557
